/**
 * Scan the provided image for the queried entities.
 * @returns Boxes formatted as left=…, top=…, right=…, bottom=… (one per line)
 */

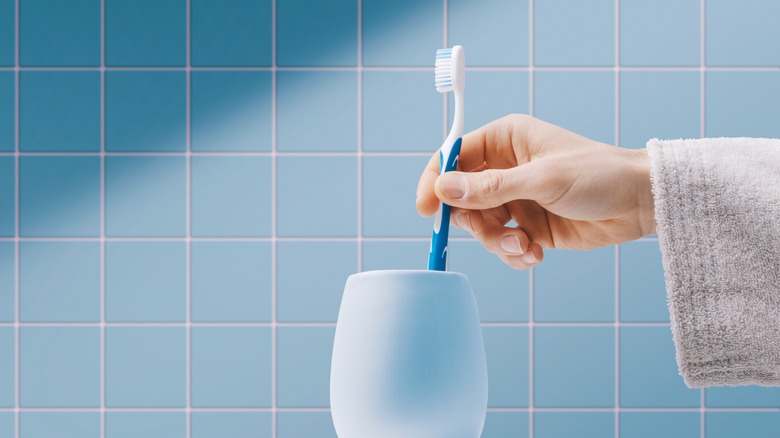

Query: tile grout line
left=100, top=0, right=107, bottom=435
left=14, top=0, right=20, bottom=435
left=614, top=0, right=621, bottom=435
left=700, top=1, right=706, bottom=436
left=442, top=0, right=449, bottom=142
left=2, top=406, right=774, bottom=413
left=0, top=235, right=662, bottom=242
left=186, top=0, right=192, bottom=435
left=357, top=0, right=363, bottom=274
left=1, top=65, right=778, bottom=72
left=0, top=321, right=674, bottom=327
left=528, top=0, right=535, bottom=435
left=0, top=151, right=449, bottom=157
left=271, top=0, right=278, bottom=434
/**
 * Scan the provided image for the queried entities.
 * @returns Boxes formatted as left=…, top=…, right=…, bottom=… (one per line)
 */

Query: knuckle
left=480, top=170, right=504, bottom=199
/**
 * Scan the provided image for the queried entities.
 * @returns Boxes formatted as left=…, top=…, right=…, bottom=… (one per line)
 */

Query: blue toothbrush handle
left=427, top=137, right=462, bottom=271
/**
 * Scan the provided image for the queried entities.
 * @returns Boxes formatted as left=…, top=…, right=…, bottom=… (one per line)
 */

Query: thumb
left=434, top=165, right=541, bottom=210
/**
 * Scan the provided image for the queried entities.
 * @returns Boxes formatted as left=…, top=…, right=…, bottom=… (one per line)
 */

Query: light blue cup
left=330, top=270, right=488, bottom=437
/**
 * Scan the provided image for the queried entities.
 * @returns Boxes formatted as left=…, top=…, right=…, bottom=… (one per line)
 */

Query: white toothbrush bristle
left=434, top=47, right=462, bottom=93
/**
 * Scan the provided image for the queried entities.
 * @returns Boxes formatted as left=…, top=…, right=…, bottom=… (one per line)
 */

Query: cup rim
left=347, top=269, right=468, bottom=282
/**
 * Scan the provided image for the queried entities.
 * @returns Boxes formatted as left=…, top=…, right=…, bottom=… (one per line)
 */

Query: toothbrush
left=428, top=45, right=465, bottom=271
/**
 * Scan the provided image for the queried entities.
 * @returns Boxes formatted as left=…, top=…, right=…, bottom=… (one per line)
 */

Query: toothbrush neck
left=444, top=91, right=464, bottom=150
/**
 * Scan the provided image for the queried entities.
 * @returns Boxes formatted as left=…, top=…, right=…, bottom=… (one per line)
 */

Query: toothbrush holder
left=330, top=270, right=488, bottom=438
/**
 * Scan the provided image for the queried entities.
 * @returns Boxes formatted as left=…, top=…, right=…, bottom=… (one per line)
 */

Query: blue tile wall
left=20, top=156, right=101, bottom=236
left=20, top=327, right=100, bottom=407
left=0, top=0, right=12, bottom=67
left=105, top=327, right=186, bottom=407
left=449, top=0, right=529, bottom=66
left=705, top=412, right=780, bottom=438
left=619, top=327, right=699, bottom=407
left=105, top=412, right=187, bottom=438
left=483, top=326, right=529, bottom=407
left=105, top=156, right=187, bottom=237
left=105, top=0, right=186, bottom=66
left=534, top=71, right=615, bottom=144
left=619, top=71, right=700, bottom=149
left=191, top=412, right=272, bottom=438
left=20, top=412, right=101, bottom=438
left=449, top=241, right=529, bottom=322
left=619, top=0, right=700, bottom=67
left=706, top=0, right=780, bottom=67
left=0, top=243, right=13, bottom=322
left=534, top=0, right=614, bottom=66
left=534, top=412, right=614, bottom=438
left=705, top=71, right=780, bottom=138
left=0, top=412, right=10, bottom=438
left=534, top=327, right=614, bottom=407
left=619, top=412, right=700, bottom=438
left=362, top=0, right=441, bottom=67
left=277, top=71, right=357, bottom=152
left=0, top=157, right=13, bottom=236
left=706, top=385, right=780, bottom=408
left=0, top=72, right=13, bottom=151
left=191, top=71, right=272, bottom=151
left=20, top=71, right=101, bottom=152
left=21, top=241, right=101, bottom=322
left=362, top=240, right=429, bottom=271
left=191, top=156, right=272, bottom=236
left=191, top=327, right=272, bottom=407
left=619, top=241, right=669, bottom=322
left=276, top=412, right=337, bottom=438
left=277, top=241, right=356, bottom=322
left=276, top=327, right=335, bottom=408
left=105, top=242, right=187, bottom=322
left=191, top=241, right=272, bottom=322
left=0, top=328, right=12, bottom=407
left=534, top=246, right=614, bottom=322
left=106, top=71, right=187, bottom=152
left=276, top=0, right=357, bottom=67
left=449, top=71, right=530, bottom=133
left=191, top=0, right=272, bottom=67
left=7, top=0, right=780, bottom=436
left=362, top=71, right=441, bottom=152
left=362, top=155, right=429, bottom=237
left=482, top=412, right=530, bottom=438
left=20, top=0, right=100, bottom=66
left=277, top=156, right=357, bottom=237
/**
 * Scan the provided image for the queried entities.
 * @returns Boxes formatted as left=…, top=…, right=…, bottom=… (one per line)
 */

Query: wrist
left=633, top=149, right=657, bottom=235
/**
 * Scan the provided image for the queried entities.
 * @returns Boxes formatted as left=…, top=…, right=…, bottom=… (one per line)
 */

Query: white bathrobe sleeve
left=647, top=138, right=780, bottom=388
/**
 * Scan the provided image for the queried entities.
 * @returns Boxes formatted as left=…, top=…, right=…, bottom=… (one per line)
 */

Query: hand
left=416, top=115, right=656, bottom=270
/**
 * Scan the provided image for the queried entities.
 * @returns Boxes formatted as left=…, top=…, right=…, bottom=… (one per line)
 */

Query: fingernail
left=439, top=174, right=466, bottom=199
left=500, top=235, right=523, bottom=254
left=522, top=247, right=539, bottom=264
left=454, top=212, right=471, bottom=232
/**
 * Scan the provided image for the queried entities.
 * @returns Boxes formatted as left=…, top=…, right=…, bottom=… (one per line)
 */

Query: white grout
left=185, top=0, right=192, bottom=436
left=100, top=0, right=106, bottom=436
left=0, top=406, right=775, bottom=413
left=528, top=1, right=535, bottom=435
left=14, top=0, right=20, bottom=435
left=0, top=320, right=672, bottom=328
left=270, top=0, right=278, bottom=435
left=700, top=2, right=707, bottom=437
left=357, top=0, right=363, bottom=274
left=614, top=0, right=621, bottom=435
left=1, top=65, right=778, bottom=72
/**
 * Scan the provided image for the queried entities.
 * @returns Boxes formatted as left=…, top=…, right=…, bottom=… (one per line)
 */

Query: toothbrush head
left=435, top=45, right=465, bottom=94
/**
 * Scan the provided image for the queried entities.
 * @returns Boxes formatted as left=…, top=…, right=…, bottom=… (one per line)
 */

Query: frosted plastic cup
left=330, top=270, right=488, bottom=438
